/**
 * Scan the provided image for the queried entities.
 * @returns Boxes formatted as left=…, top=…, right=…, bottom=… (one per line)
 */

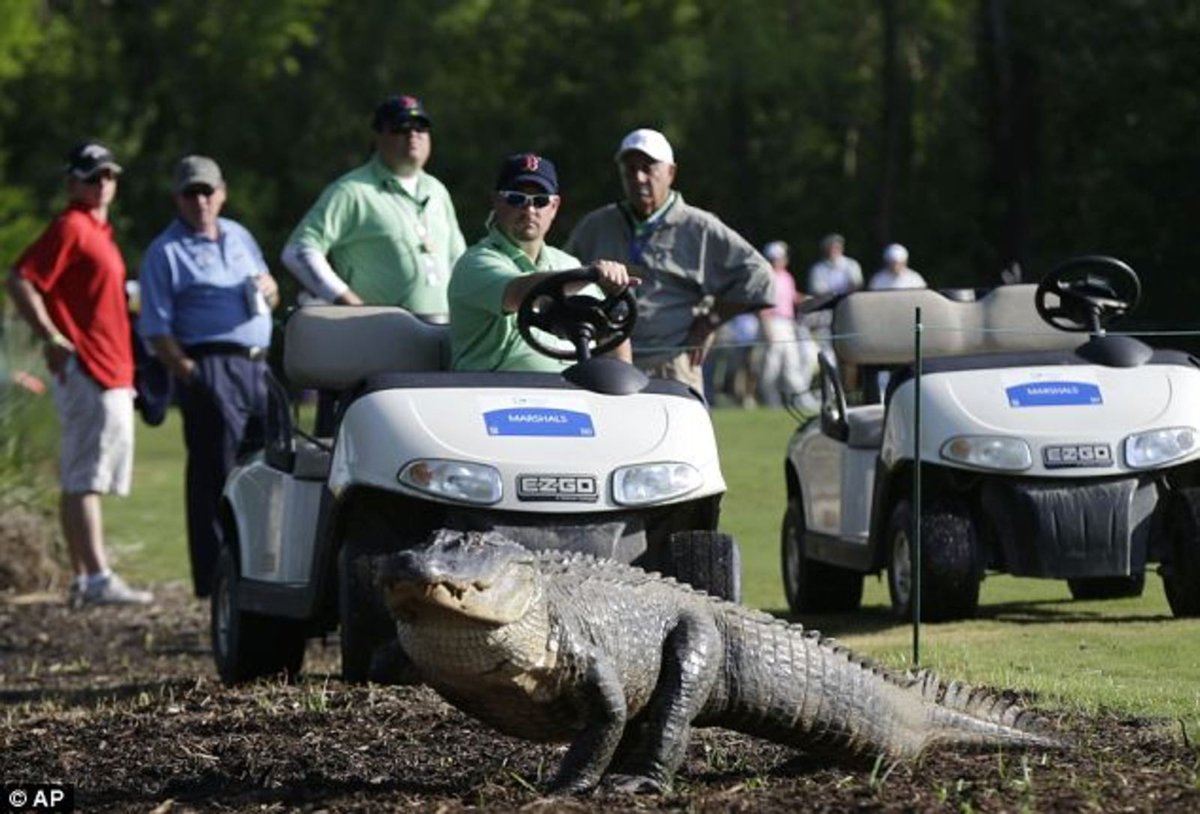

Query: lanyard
left=385, top=180, right=442, bottom=284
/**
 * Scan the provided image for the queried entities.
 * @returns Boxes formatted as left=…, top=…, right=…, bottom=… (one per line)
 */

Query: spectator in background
left=566, top=128, right=773, bottom=393
left=806, top=232, right=863, bottom=356
left=138, top=156, right=280, bottom=598
left=704, top=312, right=761, bottom=408
left=757, top=241, right=817, bottom=410
left=6, top=141, right=151, bottom=606
left=865, top=243, right=928, bottom=401
left=869, top=243, right=927, bottom=290
left=281, top=94, right=466, bottom=318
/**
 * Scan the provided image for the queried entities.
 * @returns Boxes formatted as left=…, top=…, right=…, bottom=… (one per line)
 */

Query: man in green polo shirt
left=449, top=153, right=634, bottom=372
left=281, top=94, right=466, bottom=317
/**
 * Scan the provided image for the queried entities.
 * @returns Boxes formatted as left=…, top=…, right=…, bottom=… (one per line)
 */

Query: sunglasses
left=180, top=184, right=216, bottom=198
left=83, top=170, right=118, bottom=185
left=498, top=190, right=557, bottom=209
left=387, top=121, right=431, bottom=134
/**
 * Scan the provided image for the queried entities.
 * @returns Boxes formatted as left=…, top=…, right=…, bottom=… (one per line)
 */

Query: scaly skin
left=379, top=530, right=1061, bottom=794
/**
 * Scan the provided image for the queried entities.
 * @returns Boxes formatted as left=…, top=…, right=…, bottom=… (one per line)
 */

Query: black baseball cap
left=66, top=141, right=122, bottom=179
left=494, top=153, right=559, bottom=194
left=371, top=94, right=431, bottom=131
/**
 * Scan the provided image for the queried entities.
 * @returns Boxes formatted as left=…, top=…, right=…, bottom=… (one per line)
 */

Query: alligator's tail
left=899, top=669, right=1063, bottom=756
left=715, top=614, right=1064, bottom=760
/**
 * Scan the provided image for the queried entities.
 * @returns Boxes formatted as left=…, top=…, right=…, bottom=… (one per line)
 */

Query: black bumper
left=980, top=476, right=1157, bottom=578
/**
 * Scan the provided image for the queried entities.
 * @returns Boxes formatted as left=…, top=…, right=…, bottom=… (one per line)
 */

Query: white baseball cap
left=763, top=241, right=789, bottom=262
left=615, top=128, right=675, bottom=165
left=883, top=243, right=909, bottom=264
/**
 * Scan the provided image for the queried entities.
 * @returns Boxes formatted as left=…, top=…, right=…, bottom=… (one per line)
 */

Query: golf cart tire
left=667, top=530, right=742, bottom=604
left=338, top=543, right=398, bottom=683
left=886, top=498, right=981, bottom=622
left=1067, top=574, right=1145, bottom=601
left=1163, top=488, right=1200, bottom=617
left=211, top=545, right=306, bottom=685
left=781, top=498, right=863, bottom=614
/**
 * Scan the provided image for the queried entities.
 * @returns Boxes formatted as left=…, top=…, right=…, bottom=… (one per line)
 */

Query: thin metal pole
left=912, top=307, right=923, bottom=667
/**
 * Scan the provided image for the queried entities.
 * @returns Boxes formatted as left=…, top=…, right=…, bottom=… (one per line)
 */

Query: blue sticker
left=484, top=408, right=595, bottom=437
left=1006, top=381, right=1103, bottom=407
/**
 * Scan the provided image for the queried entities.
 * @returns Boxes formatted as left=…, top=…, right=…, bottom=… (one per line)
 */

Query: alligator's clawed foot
left=602, top=773, right=668, bottom=794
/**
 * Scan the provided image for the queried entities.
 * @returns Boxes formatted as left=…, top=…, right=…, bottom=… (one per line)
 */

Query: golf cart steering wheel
left=517, top=268, right=637, bottom=361
left=1034, top=255, right=1141, bottom=333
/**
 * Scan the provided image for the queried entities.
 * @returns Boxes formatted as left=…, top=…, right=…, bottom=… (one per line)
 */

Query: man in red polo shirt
left=6, top=140, right=152, bottom=606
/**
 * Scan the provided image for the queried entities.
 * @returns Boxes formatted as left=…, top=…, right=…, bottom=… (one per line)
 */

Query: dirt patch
left=0, top=499, right=63, bottom=594
left=1, top=583, right=1198, bottom=813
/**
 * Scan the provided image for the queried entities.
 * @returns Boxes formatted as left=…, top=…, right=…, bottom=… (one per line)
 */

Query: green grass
left=105, top=409, right=188, bottom=584
left=105, top=404, right=1200, bottom=730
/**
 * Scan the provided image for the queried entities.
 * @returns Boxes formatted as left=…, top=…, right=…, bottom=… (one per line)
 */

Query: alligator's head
left=378, top=529, right=540, bottom=626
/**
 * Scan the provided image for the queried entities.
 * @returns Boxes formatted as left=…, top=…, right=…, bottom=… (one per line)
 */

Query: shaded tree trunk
left=981, top=0, right=1038, bottom=283
left=877, top=0, right=901, bottom=251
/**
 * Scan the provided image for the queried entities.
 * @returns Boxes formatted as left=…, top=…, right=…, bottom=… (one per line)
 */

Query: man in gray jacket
left=566, top=128, right=773, bottom=393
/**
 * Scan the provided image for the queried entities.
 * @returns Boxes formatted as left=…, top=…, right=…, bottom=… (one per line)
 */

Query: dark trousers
left=177, top=354, right=266, bottom=597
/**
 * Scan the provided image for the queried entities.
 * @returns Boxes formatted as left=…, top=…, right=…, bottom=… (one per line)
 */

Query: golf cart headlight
left=940, top=436, right=1032, bottom=471
left=398, top=459, right=502, bottom=505
left=1125, top=427, right=1197, bottom=469
left=612, top=462, right=702, bottom=506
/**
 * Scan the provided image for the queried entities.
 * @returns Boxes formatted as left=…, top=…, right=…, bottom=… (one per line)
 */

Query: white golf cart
left=782, top=256, right=1200, bottom=621
left=211, top=270, right=741, bottom=683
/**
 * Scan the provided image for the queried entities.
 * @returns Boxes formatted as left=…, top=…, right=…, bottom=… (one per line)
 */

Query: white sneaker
left=79, top=573, right=153, bottom=606
left=66, top=580, right=85, bottom=609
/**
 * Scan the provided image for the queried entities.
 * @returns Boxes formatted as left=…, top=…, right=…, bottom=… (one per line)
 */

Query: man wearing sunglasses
left=6, top=141, right=152, bottom=606
left=281, top=94, right=466, bottom=318
left=566, top=128, right=774, bottom=394
left=137, top=155, right=280, bottom=599
left=449, top=152, right=634, bottom=372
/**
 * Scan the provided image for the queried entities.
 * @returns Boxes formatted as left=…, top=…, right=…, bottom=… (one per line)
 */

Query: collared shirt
left=285, top=155, right=466, bottom=313
left=807, top=255, right=864, bottom=297
left=138, top=217, right=272, bottom=348
left=13, top=203, right=133, bottom=389
left=566, top=193, right=774, bottom=365
left=448, top=223, right=581, bottom=372
left=869, top=267, right=927, bottom=290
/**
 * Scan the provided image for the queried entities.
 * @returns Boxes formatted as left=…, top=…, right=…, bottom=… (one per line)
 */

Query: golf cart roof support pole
left=912, top=306, right=923, bottom=667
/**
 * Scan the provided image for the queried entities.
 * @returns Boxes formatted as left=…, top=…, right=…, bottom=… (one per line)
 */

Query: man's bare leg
left=61, top=491, right=108, bottom=576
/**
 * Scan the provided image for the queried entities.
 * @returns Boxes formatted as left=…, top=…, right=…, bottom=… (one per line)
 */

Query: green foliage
left=0, top=317, right=59, bottom=503
left=1, top=0, right=1197, bottom=317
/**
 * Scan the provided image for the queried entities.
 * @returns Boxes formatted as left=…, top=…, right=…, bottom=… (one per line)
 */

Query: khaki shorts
left=52, top=357, right=134, bottom=495
left=637, top=351, right=705, bottom=395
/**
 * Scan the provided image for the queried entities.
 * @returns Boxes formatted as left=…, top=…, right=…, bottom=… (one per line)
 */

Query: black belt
left=186, top=342, right=266, bottom=361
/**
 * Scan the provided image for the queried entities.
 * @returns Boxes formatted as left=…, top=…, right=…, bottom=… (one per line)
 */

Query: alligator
left=377, top=529, right=1061, bottom=794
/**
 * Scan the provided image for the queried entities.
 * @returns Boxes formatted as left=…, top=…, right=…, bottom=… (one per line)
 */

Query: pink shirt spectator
left=768, top=268, right=799, bottom=320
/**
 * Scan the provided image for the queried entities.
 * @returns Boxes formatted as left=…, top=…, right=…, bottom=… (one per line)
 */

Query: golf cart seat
left=284, top=305, right=451, bottom=389
left=847, top=404, right=886, bottom=448
left=832, top=284, right=1080, bottom=366
left=821, top=284, right=1083, bottom=446
left=265, top=306, right=451, bottom=479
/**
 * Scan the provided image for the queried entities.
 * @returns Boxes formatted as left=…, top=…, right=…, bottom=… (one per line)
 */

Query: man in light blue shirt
left=138, top=155, right=280, bottom=598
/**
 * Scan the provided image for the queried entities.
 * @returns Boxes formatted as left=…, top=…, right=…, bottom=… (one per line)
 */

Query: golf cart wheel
left=1162, top=488, right=1200, bottom=617
left=211, top=545, right=306, bottom=685
left=780, top=498, right=863, bottom=614
left=1067, top=574, right=1145, bottom=600
left=338, top=544, right=399, bottom=683
left=886, top=497, right=981, bottom=622
left=667, top=530, right=742, bottom=604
